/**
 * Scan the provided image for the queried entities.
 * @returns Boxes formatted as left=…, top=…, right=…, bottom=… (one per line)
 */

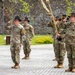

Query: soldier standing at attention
left=5, top=16, right=24, bottom=69
left=64, top=13, right=75, bottom=72
left=54, top=15, right=67, bottom=68
left=22, top=17, right=34, bottom=60
left=47, top=16, right=61, bottom=61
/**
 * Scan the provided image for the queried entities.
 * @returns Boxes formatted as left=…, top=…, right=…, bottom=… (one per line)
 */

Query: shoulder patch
left=23, top=30, right=26, bottom=34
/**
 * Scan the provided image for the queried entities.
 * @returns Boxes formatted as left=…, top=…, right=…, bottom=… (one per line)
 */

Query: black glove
left=57, top=36, right=62, bottom=41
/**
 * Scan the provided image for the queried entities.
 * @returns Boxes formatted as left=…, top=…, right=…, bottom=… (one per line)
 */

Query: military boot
left=72, top=68, right=75, bottom=72
left=53, top=57, right=57, bottom=61
left=54, top=64, right=59, bottom=68
left=22, top=54, right=27, bottom=59
left=22, top=56, right=25, bottom=59
left=14, top=63, right=20, bottom=69
left=25, top=53, right=30, bottom=60
left=65, top=68, right=72, bottom=72
left=11, top=64, right=16, bottom=68
left=58, top=64, right=63, bottom=68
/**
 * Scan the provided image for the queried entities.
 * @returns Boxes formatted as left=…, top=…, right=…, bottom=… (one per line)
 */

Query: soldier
left=47, top=16, right=61, bottom=61
left=54, top=15, right=67, bottom=68
left=66, top=16, right=70, bottom=22
left=64, top=13, right=75, bottom=72
left=22, top=17, right=34, bottom=60
left=5, top=16, right=24, bottom=69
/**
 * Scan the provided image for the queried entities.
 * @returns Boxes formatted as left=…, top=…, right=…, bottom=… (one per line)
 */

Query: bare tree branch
left=40, top=0, right=58, bottom=34
left=40, top=0, right=50, bottom=13
left=46, top=0, right=58, bottom=34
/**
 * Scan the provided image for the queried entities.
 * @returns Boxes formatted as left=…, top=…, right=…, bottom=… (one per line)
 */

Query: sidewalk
left=0, top=44, right=75, bottom=75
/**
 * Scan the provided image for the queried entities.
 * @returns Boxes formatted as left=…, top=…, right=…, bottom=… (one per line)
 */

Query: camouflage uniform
left=5, top=24, right=24, bottom=64
left=54, top=21, right=66, bottom=68
left=64, top=22, right=75, bottom=71
left=23, top=24, right=34, bottom=59
left=47, top=21, right=57, bottom=59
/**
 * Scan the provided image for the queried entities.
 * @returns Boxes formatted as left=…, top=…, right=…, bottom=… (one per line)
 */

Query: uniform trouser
left=55, top=41, right=66, bottom=64
left=66, top=43, right=75, bottom=68
left=23, top=38, right=31, bottom=55
left=53, top=38, right=56, bottom=57
left=10, top=43, right=21, bottom=64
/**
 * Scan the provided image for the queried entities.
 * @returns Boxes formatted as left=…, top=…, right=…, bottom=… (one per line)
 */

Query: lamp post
left=2, top=0, right=4, bottom=35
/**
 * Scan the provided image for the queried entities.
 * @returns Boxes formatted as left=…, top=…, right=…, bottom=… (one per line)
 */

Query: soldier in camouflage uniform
left=64, top=13, right=75, bottom=72
left=5, top=16, right=24, bottom=69
left=54, top=15, right=67, bottom=68
left=47, top=16, right=61, bottom=61
left=22, top=17, right=34, bottom=60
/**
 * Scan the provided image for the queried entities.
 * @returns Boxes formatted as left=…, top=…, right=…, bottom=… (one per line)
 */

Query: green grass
left=0, top=35, right=53, bottom=45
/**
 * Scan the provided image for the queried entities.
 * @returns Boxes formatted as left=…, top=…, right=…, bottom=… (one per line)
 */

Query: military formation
left=47, top=13, right=75, bottom=72
left=4, top=12, right=75, bottom=73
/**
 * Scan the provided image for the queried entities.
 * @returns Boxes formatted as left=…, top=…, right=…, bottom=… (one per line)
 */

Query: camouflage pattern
left=5, top=24, right=24, bottom=64
left=23, top=24, right=34, bottom=56
left=64, top=22, right=75, bottom=69
left=55, top=40, right=66, bottom=64
left=55, top=21, right=66, bottom=64
left=47, top=21, right=57, bottom=58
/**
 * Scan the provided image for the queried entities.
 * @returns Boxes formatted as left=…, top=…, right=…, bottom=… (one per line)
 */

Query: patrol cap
left=14, top=16, right=22, bottom=22
left=61, top=14, right=67, bottom=19
left=70, top=13, right=75, bottom=17
left=55, top=16, right=61, bottom=21
left=24, top=17, right=30, bottom=22
left=67, top=16, right=70, bottom=21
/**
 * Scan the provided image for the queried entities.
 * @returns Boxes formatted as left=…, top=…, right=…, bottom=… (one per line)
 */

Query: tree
left=19, top=0, right=31, bottom=14
left=8, top=0, right=31, bottom=18
left=65, top=0, right=75, bottom=15
left=0, top=0, right=31, bottom=20
left=40, top=0, right=58, bottom=34
left=0, top=0, right=31, bottom=34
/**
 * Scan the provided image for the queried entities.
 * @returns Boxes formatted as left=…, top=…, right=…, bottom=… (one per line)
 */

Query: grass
left=0, top=35, right=53, bottom=45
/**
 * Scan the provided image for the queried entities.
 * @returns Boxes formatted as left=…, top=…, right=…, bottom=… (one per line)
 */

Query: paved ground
left=0, top=44, right=75, bottom=75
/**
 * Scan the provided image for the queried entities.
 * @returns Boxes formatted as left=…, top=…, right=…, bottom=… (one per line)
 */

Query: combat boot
left=11, top=64, right=16, bottom=68
left=58, top=64, right=63, bottom=68
left=72, top=68, right=75, bottom=72
left=22, top=56, right=26, bottom=59
left=25, top=57, right=29, bottom=60
left=53, top=57, right=57, bottom=61
left=14, top=63, right=20, bottom=69
left=65, top=68, right=72, bottom=72
left=22, top=54, right=27, bottom=59
left=54, top=64, right=59, bottom=68
left=25, top=53, right=30, bottom=60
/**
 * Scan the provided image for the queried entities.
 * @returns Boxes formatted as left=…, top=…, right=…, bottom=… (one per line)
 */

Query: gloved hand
left=57, top=36, right=62, bottom=41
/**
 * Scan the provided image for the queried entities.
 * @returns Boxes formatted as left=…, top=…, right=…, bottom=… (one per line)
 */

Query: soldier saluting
left=5, top=16, right=24, bottom=69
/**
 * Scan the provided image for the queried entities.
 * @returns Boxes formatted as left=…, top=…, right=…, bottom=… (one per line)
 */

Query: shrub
left=35, top=35, right=53, bottom=44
